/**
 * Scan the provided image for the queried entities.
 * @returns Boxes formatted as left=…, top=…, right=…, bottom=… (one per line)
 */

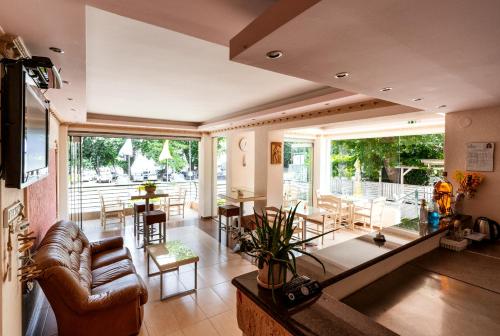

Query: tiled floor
left=36, top=210, right=368, bottom=335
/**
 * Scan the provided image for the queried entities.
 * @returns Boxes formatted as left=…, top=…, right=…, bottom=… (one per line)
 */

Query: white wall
left=445, top=106, right=500, bottom=221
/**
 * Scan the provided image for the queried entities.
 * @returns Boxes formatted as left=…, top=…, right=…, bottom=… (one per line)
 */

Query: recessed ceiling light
left=380, top=87, right=392, bottom=92
left=70, top=108, right=76, bottom=111
left=266, top=50, right=283, bottom=59
left=412, top=98, right=423, bottom=102
left=334, top=72, right=349, bottom=79
left=49, top=47, right=64, bottom=54
left=62, top=80, right=70, bottom=85
left=67, top=97, right=73, bottom=101
left=437, top=104, right=447, bottom=108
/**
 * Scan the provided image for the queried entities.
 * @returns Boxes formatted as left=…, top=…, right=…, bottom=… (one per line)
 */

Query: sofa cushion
left=92, top=258, right=136, bottom=288
left=92, top=273, right=148, bottom=306
left=92, top=247, right=132, bottom=270
left=36, top=220, right=93, bottom=293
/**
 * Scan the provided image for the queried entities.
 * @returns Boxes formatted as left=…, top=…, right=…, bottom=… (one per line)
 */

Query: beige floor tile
left=144, top=300, right=181, bottom=336
left=212, top=281, right=238, bottom=308
left=209, top=309, right=242, bottom=336
left=190, top=287, right=231, bottom=318
left=180, top=319, right=219, bottom=336
left=166, top=295, right=207, bottom=329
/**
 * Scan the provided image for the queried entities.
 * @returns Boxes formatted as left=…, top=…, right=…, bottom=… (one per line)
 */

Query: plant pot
left=145, top=186, right=156, bottom=195
left=256, top=262, right=286, bottom=289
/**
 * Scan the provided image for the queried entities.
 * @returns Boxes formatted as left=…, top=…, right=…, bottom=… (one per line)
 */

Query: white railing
left=330, top=177, right=433, bottom=202
left=69, top=180, right=229, bottom=214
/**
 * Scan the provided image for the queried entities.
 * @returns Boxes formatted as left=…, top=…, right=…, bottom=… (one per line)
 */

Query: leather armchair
left=34, top=220, right=148, bottom=336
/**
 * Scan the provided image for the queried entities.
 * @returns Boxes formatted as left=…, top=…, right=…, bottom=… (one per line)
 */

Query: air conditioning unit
left=0, top=34, right=31, bottom=59
left=0, top=34, right=62, bottom=89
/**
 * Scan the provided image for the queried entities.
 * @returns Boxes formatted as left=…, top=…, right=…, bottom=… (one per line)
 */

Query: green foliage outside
left=81, top=137, right=198, bottom=174
left=331, top=134, right=444, bottom=186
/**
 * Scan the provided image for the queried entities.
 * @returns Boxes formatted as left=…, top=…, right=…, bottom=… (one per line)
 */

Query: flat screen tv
left=2, top=60, right=49, bottom=189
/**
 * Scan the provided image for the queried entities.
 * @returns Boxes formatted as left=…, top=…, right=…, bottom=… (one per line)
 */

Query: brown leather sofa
left=34, top=220, right=148, bottom=336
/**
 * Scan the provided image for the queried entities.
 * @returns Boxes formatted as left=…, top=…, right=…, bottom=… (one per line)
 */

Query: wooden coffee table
left=146, top=240, right=199, bottom=300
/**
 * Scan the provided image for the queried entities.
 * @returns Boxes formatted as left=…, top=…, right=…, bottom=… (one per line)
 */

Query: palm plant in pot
left=238, top=203, right=333, bottom=296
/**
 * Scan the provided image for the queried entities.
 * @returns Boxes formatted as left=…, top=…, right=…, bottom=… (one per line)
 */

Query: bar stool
left=218, top=205, right=240, bottom=246
left=133, top=203, right=154, bottom=240
left=143, top=210, right=167, bottom=250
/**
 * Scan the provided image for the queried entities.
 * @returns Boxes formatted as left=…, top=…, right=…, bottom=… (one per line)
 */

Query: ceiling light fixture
left=380, top=87, right=392, bottom=92
left=437, top=104, right=447, bottom=108
left=266, top=50, right=283, bottom=59
left=334, top=72, right=349, bottom=79
left=281, top=112, right=287, bottom=115
left=49, top=47, right=64, bottom=54
left=70, top=108, right=76, bottom=111
left=67, top=97, right=73, bottom=101
left=412, top=98, right=423, bottom=102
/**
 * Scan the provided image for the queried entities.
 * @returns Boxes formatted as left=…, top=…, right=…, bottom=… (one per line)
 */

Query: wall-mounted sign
left=271, top=142, right=282, bottom=165
left=466, top=142, right=495, bottom=172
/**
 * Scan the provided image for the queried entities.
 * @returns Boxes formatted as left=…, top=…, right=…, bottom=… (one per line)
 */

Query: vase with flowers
left=142, top=181, right=157, bottom=195
left=453, top=170, right=485, bottom=199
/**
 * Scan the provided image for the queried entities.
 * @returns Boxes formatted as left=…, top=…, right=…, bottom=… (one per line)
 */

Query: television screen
left=24, top=84, right=48, bottom=174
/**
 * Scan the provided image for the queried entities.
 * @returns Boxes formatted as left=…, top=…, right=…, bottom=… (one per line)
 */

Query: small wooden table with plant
left=146, top=240, right=199, bottom=300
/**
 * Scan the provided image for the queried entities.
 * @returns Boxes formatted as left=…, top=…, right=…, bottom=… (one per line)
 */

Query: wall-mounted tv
left=2, top=60, right=49, bottom=189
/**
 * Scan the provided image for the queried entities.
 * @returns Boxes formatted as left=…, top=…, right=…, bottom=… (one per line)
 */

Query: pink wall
left=25, top=149, right=58, bottom=245
left=445, top=106, right=500, bottom=221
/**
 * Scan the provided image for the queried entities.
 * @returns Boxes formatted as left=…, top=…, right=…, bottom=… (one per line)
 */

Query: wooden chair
left=353, top=197, right=386, bottom=230
left=161, top=189, right=187, bottom=220
left=99, top=194, right=125, bottom=230
left=317, top=194, right=350, bottom=229
left=264, top=206, right=303, bottom=240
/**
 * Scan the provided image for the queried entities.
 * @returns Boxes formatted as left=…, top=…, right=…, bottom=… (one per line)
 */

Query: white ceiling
left=0, top=0, right=86, bottom=122
left=231, top=0, right=500, bottom=115
left=86, top=6, right=323, bottom=123
left=288, top=111, right=445, bottom=139
left=86, top=0, right=276, bottom=47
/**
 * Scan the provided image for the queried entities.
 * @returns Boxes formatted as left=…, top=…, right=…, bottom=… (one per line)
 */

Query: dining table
left=218, top=189, right=266, bottom=252
left=287, top=205, right=328, bottom=248
left=130, top=190, right=169, bottom=248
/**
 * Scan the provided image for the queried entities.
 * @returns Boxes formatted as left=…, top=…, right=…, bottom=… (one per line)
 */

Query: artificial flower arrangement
left=452, top=170, right=485, bottom=199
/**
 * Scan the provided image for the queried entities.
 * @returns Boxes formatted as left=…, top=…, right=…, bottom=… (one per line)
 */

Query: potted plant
left=238, top=204, right=332, bottom=295
left=143, top=181, right=157, bottom=195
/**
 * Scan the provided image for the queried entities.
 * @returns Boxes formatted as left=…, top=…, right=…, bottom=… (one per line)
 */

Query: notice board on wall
left=466, top=142, right=495, bottom=171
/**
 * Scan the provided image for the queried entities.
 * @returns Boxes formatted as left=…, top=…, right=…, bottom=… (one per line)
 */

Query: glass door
left=213, top=136, right=227, bottom=214
left=68, top=135, right=83, bottom=228
left=283, top=139, right=313, bottom=205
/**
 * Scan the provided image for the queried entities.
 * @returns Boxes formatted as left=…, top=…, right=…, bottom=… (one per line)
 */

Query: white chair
left=317, top=194, right=351, bottom=229
left=99, top=194, right=125, bottom=230
left=283, top=185, right=300, bottom=208
left=264, top=206, right=303, bottom=240
left=353, top=197, right=386, bottom=230
left=162, top=189, right=187, bottom=220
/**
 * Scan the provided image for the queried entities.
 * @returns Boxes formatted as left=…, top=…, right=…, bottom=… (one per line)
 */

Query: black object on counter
left=283, top=275, right=322, bottom=307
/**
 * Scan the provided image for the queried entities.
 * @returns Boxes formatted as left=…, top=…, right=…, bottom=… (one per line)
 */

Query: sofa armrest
left=90, top=236, right=124, bottom=255
left=85, top=282, right=142, bottom=312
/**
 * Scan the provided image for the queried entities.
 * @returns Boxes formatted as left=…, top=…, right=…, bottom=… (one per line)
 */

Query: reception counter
left=232, top=219, right=462, bottom=336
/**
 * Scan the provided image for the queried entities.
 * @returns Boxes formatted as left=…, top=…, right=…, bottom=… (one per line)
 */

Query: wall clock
left=239, top=137, right=247, bottom=152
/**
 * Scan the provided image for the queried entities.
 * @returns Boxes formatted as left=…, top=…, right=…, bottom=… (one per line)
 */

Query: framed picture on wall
left=271, top=142, right=282, bottom=164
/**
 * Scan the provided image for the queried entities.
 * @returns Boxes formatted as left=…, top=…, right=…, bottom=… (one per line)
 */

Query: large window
left=283, top=140, right=313, bottom=205
left=68, top=136, right=199, bottom=217
left=330, top=133, right=444, bottom=200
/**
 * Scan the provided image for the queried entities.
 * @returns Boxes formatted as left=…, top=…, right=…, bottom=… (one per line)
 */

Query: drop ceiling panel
left=230, top=0, right=500, bottom=114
